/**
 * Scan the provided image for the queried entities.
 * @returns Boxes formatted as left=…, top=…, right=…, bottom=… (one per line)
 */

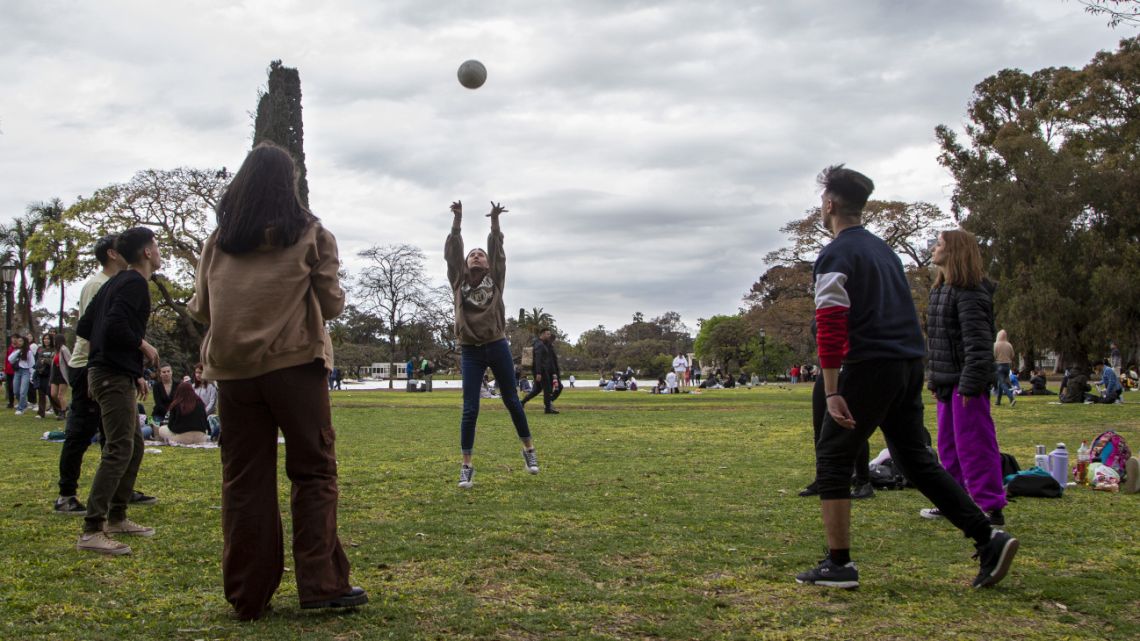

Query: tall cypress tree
left=253, top=60, right=309, bottom=207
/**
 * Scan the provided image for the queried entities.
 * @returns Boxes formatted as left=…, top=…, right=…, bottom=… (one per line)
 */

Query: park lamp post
left=759, top=327, right=767, bottom=381
left=1, top=263, right=17, bottom=350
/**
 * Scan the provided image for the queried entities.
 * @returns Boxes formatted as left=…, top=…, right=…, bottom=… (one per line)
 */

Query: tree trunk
left=58, top=284, right=66, bottom=335
left=388, top=329, right=396, bottom=390
left=151, top=276, right=204, bottom=343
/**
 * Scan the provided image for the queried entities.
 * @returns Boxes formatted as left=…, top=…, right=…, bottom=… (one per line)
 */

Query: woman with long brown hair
left=922, top=229, right=1007, bottom=525
left=157, top=381, right=210, bottom=445
left=188, top=142, right=365, bottom=620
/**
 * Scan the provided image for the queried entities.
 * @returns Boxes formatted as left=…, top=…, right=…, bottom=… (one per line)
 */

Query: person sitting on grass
left=151, top=363, right=176, bottom=423
left=1088, top=360, right=1123, bottom=404
left=1025, top=369, right=1054, bottom=396
left=1059, top=367, right=1090, bottom=404
left=158, top=382, right=210, bottom=445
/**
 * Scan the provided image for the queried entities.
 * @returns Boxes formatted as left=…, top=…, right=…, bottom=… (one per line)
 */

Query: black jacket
left=76, top=270, right=151, bottom=378
left=531, top=338, right=560, bottom=376
left=926, top=280, right=996, bottom=399
left=168, top=398, right=210, bottom=435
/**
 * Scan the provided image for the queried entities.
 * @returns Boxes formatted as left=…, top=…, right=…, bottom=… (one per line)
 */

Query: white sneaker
left=458, top=465, right=474, bottom=489
left=77, top=531, right=131, bottom=555
left=105, top=519, right=155, bottom=537
left=14, top=410, right=23, bottom=416
left=919, top=508, right=944, bottom=520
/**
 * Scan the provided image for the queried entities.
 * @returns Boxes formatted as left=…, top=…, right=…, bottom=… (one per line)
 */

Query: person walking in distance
left=993, top=330, right=1016, bottom=407
left=188, top=143, right=366, bottom=620
left=445, top=200, right=538, bottom=489
left=74, top=227, right=163, bottom=555
left=921, top=229, right=1007, bottom=526
left=795, top=165, right=1017, bottom=590
left=522, top=327, right=563, bottom=414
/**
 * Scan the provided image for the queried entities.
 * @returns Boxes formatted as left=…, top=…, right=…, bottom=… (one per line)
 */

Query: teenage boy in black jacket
left=74, top=227, right=162, bottom=555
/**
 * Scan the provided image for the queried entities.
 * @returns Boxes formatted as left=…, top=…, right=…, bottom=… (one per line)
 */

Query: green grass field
left=1, top=387, right=1137, bottom=640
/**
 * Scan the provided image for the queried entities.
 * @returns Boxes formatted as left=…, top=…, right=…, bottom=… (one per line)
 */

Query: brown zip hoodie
left=187, top=222, right=344, bottom=381
left=446, top=219, right=507, bottom=346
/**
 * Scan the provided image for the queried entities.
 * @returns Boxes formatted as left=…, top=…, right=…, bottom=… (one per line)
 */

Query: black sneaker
left=54, top=495, right=86, bottom=516
left=522, top=448, right=539, bottom=474
left=987, top=508, right=1005, bottom=526
left=798, top=482, right=820, bottom=497
left=972, top=529, right=1019, bottom=588
left=795, top=557, right=859, bottom=589
left=544, top=408, right=560, bottom=414
left=850, top=482, right=875, bottom=500
left=301, top=586, right=368, bottom=610
left=129, top=491, right=158, bottom=506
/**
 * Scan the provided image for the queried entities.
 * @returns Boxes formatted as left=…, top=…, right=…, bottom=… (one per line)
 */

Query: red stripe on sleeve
left=816, top=305, right=849, bottom=369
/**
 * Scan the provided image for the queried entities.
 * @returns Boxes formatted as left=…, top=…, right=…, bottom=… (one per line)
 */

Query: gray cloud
left=0, top=0, right=1125, bottom=339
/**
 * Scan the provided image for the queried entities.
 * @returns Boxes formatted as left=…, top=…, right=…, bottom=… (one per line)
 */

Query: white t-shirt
left=665, top=371, right=678, bottom=389
left=672, top=356, right=687, bottom=373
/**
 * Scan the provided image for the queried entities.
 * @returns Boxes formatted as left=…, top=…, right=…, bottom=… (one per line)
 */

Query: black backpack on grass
left=868, top=460, right=908, bottom=490
left=1000, top=452, right=1021, bottom=478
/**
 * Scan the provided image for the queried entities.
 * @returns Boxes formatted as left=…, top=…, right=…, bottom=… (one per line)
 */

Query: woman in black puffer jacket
left=921, top=229, right=1007, bottom=526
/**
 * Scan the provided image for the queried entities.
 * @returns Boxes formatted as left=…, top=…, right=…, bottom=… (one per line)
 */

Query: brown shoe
left=105, top=519, right=155, bottom=537
left=77, top=531, right=131, bottom=555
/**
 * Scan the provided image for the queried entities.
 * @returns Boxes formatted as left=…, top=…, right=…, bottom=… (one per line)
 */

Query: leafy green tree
left=936, top=37, right=1140, bottom=368
left=26, top=198, right=89, bottom=334
left=64, top=166, right=228, bottom=366
left=0, top=211, right=48, bottom=337
left=254, top=60, right=309, bottom=207
left=694, top=315, right=753, bottom=371
left=576, top=325, right=619, bottom=374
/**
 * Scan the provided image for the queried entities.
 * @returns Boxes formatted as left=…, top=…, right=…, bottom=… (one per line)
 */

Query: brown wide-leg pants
left=218, top=361, right=351, bottom=620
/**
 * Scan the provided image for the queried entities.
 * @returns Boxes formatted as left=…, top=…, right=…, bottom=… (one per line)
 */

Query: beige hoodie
left=993, top=329, right=1015, bottom=365
left=187, top=222, right=344, bottom=381
left=445, top=219, right=507, bottom=346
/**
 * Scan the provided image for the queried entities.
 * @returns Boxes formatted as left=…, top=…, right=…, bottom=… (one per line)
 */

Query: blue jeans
left=460, top=339, right=530, bottom=454
left=13, top=367, right=31, bottom=411
left=995, top=364, right=1014, bottom=405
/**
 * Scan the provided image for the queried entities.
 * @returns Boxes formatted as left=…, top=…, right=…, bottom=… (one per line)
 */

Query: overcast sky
left=0, top=1, right=1130, bottom=340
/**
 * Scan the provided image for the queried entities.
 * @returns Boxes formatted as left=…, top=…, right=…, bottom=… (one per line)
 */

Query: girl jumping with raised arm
left=445, top=200, right=537, bottom=489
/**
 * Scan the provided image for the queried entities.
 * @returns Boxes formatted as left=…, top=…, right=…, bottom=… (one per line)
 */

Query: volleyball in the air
left=457, top=60, right=487, bottom=89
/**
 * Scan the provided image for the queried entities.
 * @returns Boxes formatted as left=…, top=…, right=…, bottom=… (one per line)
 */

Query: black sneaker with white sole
left=54, top=495, right=86, bottom=516
left=129, top=490, right=158, bottom=505
left=972, top=529, right=1019, bottom=588
left=522, top=448, right=539, bottom=474
left=795, top=557, right=859, bottom=589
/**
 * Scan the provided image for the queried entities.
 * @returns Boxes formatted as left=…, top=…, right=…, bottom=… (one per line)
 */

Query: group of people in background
left=6, top=332, right=71, bottom=418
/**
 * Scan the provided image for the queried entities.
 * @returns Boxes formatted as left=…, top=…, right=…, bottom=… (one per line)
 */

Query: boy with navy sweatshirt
left=794, top=165, right=1018, bottom=590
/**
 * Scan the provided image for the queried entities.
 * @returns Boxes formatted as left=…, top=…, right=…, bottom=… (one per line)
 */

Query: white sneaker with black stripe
left=458, top=465, right=474, bottom=489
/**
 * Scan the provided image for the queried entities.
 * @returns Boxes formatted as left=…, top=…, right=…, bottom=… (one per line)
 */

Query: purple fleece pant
left=935, top=387, right=1007, bottom=513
